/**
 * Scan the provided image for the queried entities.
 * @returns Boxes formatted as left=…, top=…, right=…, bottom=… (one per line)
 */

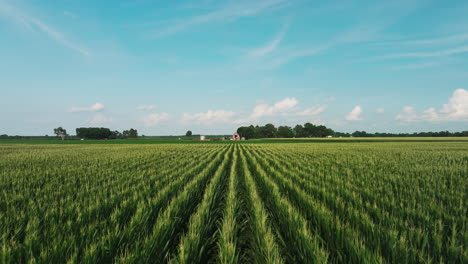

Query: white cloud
left=272, top=97, right=298, bottom=111
left=182, top=110, right=236, bottom=125
left=69, top=103, right=104, bottom=112
left=183, top=98, right=327, bottom=126
left=440, top=89, right=468, bottom=120
left=376, top=108, right=385, bottom=113
left=346, top=105, right=363, bottom=121
left=396, top=89, right=468, bottom=122
left=88, top=114, right=113, bottom=125
left=396, top=106, right=425, bottom=122
left=252, top=97, right=297, bottom=118
left=137, top=105, right=157, bottom=111
left=234, top=97, right=298, bottom=124
left=0, top=2, right=89, bottom=56
left=141, top=113, right=170, bottom=127
left=295, top=105, right=327, bottom=116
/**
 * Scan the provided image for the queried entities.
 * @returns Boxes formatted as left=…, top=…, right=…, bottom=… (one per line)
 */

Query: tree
left=253, top=125, right=261, bottom=138
left=246, top=125, right=256, bottom=139
left=54, top=127, right=67, bottom=140
left=293, top=124, right=306, bottom=137
left=237, top=127, right=247, bottom=138
left=109, top=130, right=122, bottom=139
left=352, top=131, right=368, bottom=137
left=236, top=122, right=336, bottom=138
left=316, top=125, right=334, bottom=137
left=130, top=129, right=138, bottom=138
left=277, top=126, right=294, bottom=138
left=123, top=128, right=138, bottom=138
left=186, top=130, right=192, bottom=137
left=261, top=123, right=277, bottom=138
left=76, top=127, right=112, bottom=139
left=303, top=122, right=317, bottom=137
left=325, top=127, right=335, bottom=137
left=237, top=125, right=256, bottom=139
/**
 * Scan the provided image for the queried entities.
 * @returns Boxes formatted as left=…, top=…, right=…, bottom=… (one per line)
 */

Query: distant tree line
left=75, top=127, right=138, bottom=139
left=237, top=123, right=335, bottom=139
left=343, top=130, right=468, bottom=137
left=0, top=127, right=140, bottom=140
left=236, top=123, right=468, bottom=139
left=0, top=135, right=57, bottom=140
left=1, top=127, right=467, bottom=140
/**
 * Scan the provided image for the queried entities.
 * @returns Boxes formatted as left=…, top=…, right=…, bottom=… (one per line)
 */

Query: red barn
left=232, top=132, right=241, bottom=141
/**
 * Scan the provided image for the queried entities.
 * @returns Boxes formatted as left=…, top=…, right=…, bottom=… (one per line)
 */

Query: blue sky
left=0, top=0, right=467, bottom=136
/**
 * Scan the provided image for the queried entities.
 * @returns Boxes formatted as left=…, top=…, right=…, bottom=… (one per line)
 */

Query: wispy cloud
left=266, top=45, right=329, bottom=69
left=237, top=43, right=329, bottom=71
left=237, top=0, right=424, bottom=70
left=182, top=110, right=236, bottom=125
left=332, top=0, right=427, bottom=45
left=248, top=23, right=288, bottom=57
left=141, top=113, right=170, bottom=127
left=0, top=1, right=31, bottom=30
left=390, top=62, right=438, bottom=70
left=379, top=46, right=468, bottom=59
left=0, top=1, right=89, bottom=56
left=63, top=11, right=78, bottom=19
left=88, top=114, right=113, bottom=125
left=69, top=103, right=104, bottom=112
left=295, top=105, right=327, bottom=116
left=137, top=105, right=157, bottom=111
left=376, top=33, right=468, bottom=47
left=149, top=0, right=286, bottom=37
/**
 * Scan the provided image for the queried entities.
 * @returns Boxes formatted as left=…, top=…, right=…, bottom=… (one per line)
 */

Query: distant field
left=0, top=142, right=467, bottom=263
left=1, top=137, right=468, bottom=144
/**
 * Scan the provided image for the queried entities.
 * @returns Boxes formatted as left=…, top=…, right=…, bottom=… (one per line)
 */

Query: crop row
left=0, top=142, right=466, bottom=263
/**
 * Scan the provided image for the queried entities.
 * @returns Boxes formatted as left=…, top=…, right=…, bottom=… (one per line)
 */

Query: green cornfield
left=0, top=141, right=467, bottom=263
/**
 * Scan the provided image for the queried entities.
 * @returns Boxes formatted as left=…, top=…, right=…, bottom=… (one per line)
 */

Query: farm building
left=232, top=133, right=241, bottom=141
